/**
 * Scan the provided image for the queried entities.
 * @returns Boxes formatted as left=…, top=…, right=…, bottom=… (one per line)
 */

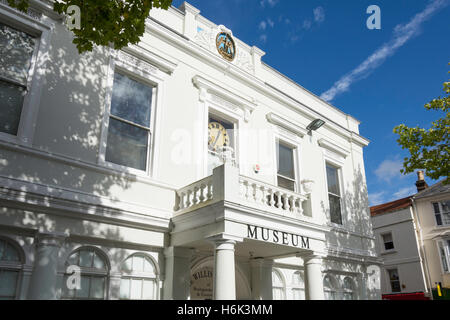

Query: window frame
left=323, top=274, right=338, bottom=300
left=62, top=247, right=110, bottom=300
left=119, top=253, right=159, bottom=300
left=436, top=239, right=450, bottom=274
left=290, top=270, right=305, bottom=300
left=271, top=131, right=301, bottom=194
left=324, top=161, right=344, bottom=226
left=276, top=139, right=297, bottom=192
left=99, top=51, right=166, bottom=178
left=203, top=102, right=242, bottom=178
left=432, top=201, right=450, bottom=227
left=0, top=5, right=52, bottom=146
left=271, top=268, right=286, bottom=300
left=342, top=277, right=356, bottom=300
left=0, top=237, right=24, bottom=300
left=381, top=232, right=395, bottom=252
left=387, top=268, right=401, bottom=293
left=206, top=111, right=239, bottom=176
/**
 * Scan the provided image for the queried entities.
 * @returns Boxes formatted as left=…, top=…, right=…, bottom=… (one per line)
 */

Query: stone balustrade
left=175, top=176, right=213, bottom=212
left=175, top=164, right=311, bottom=220
left=238, top=176, right=308, bottom=217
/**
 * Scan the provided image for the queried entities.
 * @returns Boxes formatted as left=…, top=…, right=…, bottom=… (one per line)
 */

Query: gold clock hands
left=212, top=128, right=222, bottom=151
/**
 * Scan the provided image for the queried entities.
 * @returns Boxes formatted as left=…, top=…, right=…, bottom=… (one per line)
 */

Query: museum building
left=0, top=1, right=382, bottom=300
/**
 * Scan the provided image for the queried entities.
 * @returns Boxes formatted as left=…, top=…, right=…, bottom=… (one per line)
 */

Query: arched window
left=62, top=247, right=109, bottom=300
left=272, top=269, right=285, bottom=300
left=343, top=277, right=356, bottom=300
left=291, top=271, right=305, bottom=300
left=0, top=238, right=23, bottom=300
left=323, top=275, right=338, bottom=300
left=119, top=254, right=158, bottom=300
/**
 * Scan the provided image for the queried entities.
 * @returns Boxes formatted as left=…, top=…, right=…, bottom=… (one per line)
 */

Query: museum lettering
left=247, top=225, right=310, bottom=249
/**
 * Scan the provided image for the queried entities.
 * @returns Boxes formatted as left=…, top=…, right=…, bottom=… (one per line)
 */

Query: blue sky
left=172, top=0, right=450, bottom=206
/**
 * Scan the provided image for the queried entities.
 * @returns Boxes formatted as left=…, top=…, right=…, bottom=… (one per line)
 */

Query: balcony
left=174, top=163, right=312, bottom=222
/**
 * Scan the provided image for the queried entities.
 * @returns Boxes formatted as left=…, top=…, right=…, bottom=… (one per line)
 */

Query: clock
left=208, top=121, right=230, bottom=152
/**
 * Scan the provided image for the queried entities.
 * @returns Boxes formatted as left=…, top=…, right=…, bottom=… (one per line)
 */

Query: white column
left=27, top=232, right=66, bottom=300
left=212, top=239, right=237, bottom=300
left=250, top=258, right=273, bottom=300
left=304, top=254, right=325, bottom=300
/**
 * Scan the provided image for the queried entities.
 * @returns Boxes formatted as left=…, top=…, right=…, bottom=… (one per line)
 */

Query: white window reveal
left=207, top=115, right=237, bottom=175
left=433, top=201, right=450, bottom=226
left=291, top=271, right=305, bottom=300
left=120, top=254, right=158, bottom=300
left=326, top=164, right=343, bottom=225
left=388, top=269, right=401, bottom=293
left=272, top=269, right=286, bottom=300
left=105, top=72, right=156, bottom=172
left=0, top=239, right=22, bottom=300
left=437, top=240, right=450, bottom=273
left=0, top=22, right=36, bottom=136
left=277, top=141, right=296, bottom=192
left=62, top=248, right=109, bottom=300
left=382, top=233, right=395, bottom=251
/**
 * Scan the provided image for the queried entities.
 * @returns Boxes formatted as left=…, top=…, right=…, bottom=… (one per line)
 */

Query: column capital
left=206, top=233, right=243, bottom=248
left=34, top=231, right=68, bottom=248
left=299, top=251, right=327, bottom=262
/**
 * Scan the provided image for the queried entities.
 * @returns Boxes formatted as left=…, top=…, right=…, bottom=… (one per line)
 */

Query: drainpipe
left=411, top=197, right=434, bottom=300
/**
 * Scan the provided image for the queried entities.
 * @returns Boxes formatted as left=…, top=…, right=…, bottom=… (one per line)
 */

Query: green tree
left=6, top=0, right=172, bottom=53
left=393, top=63, right=450, bottom=184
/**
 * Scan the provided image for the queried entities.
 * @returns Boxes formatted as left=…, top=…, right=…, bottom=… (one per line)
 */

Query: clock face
left=208, top=122, right=230, bottom=152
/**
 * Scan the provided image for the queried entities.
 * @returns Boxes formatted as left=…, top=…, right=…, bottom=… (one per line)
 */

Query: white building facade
left=0, top=1, right=381, bottom=300
left=371, top=197, right=429, bottom=298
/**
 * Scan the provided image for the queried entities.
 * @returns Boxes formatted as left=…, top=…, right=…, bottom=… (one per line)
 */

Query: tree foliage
left=393, top=63, right=450, bottom=184
left=6, top=0, right=172, bottom=53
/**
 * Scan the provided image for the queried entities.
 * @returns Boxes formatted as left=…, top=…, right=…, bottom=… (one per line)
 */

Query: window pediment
left=193, top=75, right=256, bottom=122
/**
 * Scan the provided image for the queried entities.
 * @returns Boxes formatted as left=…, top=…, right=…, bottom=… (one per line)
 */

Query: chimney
left=415, top=171, right=429, bottom=192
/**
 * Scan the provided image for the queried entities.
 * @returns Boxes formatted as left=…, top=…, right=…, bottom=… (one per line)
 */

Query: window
left=326, top=164, right=343, bottom=225
left=105, top=72, right=155, bottom=171
left=433, top=201, right=450, bottom=226
left=382, top=233, right=395, bottom=251
left=119, top=254, right=158, bottom=300
left=343, top=277, right=356, bottom=300
left=0, top=239, right=22, bottom=300
left=207, top=115, right=236, bottom=175
left=323, top=275, right=338, bottom=300
left=437, top=240, right=450, bottom=273
left=272, top=269, right=285, bottom=300
left=291, top=271, right=305, bottom=300
left=388, top=269, right=401, bottom=293
left=276, top=141, right=296, bottom=192
left=0, top=22, right=36, bottom=136
left=62, top=247, right=109, bottom=300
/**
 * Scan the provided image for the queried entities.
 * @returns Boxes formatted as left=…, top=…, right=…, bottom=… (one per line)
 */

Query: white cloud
left=320, top=0, right=449, bottom=102
left=260, top=0, right=278, bottom=8
left=313, top=6, right=325, bottom=23
left=368, top=191, right=386, bottom=206
left=374, top=157, right=404, bottom=182
left=303, top=19, right=312, bottom=30
left=267, top=18, right=275, bottom=28
left=259, top=21, right=267, bottom=30
left=393, top=186, right=417, bottom=198
left=259, top=34, right=268, bottom=43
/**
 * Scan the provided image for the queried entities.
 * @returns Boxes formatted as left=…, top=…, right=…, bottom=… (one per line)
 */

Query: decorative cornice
left=318, top=138, right=351, bottom=158
left=192, top=75, right=257, bottom=121
left=123, top=45, right=178, bottom=74
left=266, top=113, right=308, bottom=138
